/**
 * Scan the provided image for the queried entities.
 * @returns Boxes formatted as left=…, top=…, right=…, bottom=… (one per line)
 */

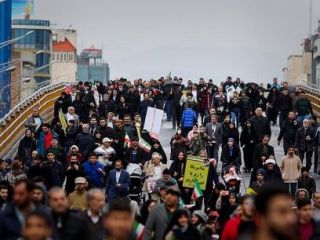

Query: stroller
left=126, top=163, right=144, bottom=204
left=221, top=164, right=241, bottom=193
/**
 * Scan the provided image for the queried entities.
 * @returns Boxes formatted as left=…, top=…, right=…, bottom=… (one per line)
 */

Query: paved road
left=158, top=119, right=320, bottom=193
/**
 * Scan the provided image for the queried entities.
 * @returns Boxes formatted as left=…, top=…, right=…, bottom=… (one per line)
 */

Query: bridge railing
left=292, top=85, right=320, bottom=116
left=0, top=82, right=68, bottom=159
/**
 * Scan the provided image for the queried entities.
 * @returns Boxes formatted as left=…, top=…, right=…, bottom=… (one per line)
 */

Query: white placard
left=143, top=107, right=164, bottom=134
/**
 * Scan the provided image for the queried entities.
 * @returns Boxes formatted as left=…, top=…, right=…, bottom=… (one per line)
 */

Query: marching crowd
left=0, top=76, right=320, bottom=240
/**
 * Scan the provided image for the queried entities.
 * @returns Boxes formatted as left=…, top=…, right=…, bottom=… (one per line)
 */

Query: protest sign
left=183, top=156, right=209, bottom=190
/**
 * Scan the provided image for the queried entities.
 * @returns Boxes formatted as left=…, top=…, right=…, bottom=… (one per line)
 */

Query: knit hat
left=256, top=168, right=266, bottom=176
left=193, top=210, right=208, bottom=223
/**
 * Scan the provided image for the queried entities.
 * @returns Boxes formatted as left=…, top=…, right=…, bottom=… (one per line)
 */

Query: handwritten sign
left=183, top=156, right=209, bottom=190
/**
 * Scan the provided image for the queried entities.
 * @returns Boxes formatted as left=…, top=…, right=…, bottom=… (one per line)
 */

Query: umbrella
left=163, top=80, right=181, bottom=87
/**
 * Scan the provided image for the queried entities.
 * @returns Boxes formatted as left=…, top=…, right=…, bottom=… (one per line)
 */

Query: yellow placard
left=182, top=156, right=209, bottom=190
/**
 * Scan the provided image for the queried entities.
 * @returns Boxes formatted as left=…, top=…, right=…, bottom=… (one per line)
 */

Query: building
left=0, top=0, right=12, bottom=117
left=51, top=38, right=77, bottom=83
left=284, top=39, right=312, bottom=87
left=52, top=28, right=77, bottom=48
left=11, top=19, right=52, bottom=101
left=311, top=21, right=320, bottom=89
left=77, top=46, right=110, bottom=84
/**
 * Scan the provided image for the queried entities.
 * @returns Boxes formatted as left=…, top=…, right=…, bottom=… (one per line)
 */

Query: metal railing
left=0, top=82, right=72, bottom=159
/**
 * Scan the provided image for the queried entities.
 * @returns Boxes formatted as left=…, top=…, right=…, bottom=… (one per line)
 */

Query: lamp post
left=0, top=78, right=31, bottom=116
left=0, top=31, right=33, bottom=49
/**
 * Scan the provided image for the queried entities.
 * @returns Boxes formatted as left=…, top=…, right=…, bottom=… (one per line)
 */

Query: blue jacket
left=181, top=108, right=197, bottom=128
left=105, top=169, right=130, bottom=200
left=82, top=161, right=104, bottom=188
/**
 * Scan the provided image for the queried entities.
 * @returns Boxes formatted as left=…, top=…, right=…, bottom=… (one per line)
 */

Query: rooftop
left=53, top=38, right=76, bottom=52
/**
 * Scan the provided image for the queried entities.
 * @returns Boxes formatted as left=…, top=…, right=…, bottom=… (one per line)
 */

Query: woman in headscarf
left=17, top=129, right=37, bottom=164
left=164, top=209, right=201, bottom=240
left=170, top=128, right=189, bottom=161
left=147, top=139, right=167, bottom=164
left=240, top=121, right=256, bottom=172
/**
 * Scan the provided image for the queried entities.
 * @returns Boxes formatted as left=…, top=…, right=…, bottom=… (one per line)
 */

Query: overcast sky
left=35, top=0, right=320, bottom=83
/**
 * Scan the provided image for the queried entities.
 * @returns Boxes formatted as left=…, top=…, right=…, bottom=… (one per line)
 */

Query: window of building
left=52, top=54, right=55, bottom=61
left=56, top=54, right=59, bottom=61
left=64, top=53, right=67, bottom=62
left=60, top=53, right=64, bottom=62
left=69, top=53, right=74, bottom=62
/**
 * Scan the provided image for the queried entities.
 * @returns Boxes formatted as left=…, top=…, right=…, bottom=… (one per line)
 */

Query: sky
left=35, top=0, right=320, bottom=84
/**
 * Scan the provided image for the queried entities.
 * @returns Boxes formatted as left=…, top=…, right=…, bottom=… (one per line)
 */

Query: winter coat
left=181, top=108, right=197, bottom=128
left=278, top=119, right=299, bottom=144
left=298, top=176, right=316, bottom=197
left=43, top=160, right=65, bottom=188
left=249, top=115, right=271, bottom=142
left=75, top=132, right=95, bottom=158
left=220, top=145, right=241, bottom=167
left=295, top=127, right=314, bottom=152
left=280, top=155, right=302, bottom=182
left=295, top=97, right=313, bottom=116
left=17, top=136, right=37, bottom=163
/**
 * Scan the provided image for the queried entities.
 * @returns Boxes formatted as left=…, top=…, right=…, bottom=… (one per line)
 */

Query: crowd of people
left=0, top=76, right=319, bottom=240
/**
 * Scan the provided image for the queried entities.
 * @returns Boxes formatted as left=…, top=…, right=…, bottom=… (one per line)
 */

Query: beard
left=268, top=225, right=296, bottom=240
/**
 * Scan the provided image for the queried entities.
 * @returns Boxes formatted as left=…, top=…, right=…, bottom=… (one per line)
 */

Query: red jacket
left=221, top=215, right=241, bottom=240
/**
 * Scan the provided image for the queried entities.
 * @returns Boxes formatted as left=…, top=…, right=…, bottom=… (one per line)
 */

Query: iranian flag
left=191, top=180, right=203, bottom=201
left=124, top=132, right=131, bottom=148
left=138, top=137, right=151, bottom=152
left=133, top=221, right=144, bottom=240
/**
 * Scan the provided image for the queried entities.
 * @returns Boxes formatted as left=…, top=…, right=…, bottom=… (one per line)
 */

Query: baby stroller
left=126, top=163, right=144, bottom=204
left=221, top=164, right=241, bottom=193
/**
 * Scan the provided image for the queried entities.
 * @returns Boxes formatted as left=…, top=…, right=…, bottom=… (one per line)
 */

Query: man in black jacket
left=249, top=107, right=271, bottom=144
left=98, top=117, right=115, bottom=139
left=252, top=136, right=275, bottom=168
left=49, top=187, right=89, bottom=240
left=98, top=94, right=115, bottom=117
left=278, top=111, right=299, bottom=154
left=138, top=93, right=154, bottom=125
left=295, top=119, right=314, bottom=171
left=277, top=89, right=293, bottom=128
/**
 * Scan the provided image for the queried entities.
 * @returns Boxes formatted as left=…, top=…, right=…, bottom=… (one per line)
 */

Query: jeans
left=165, top=101, right=173, bottom=121
left=297, top=114, right=310, bottom=124
left=231, top=109, right=240, bottom=127
left=285, top=182, right=297, bottom=198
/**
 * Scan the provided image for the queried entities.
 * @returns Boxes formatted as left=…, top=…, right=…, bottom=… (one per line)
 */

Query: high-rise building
left=10, top=19, right=52, bottom=103
left=0, top=0, right=12, bottom=117
left=77, top=46, right=110, bottom=84
left=311, top=21, right=320, bottom=89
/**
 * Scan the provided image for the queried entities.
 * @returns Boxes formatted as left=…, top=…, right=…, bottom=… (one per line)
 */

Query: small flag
left=138, top=137, right=151, bottom=152
left=191, top=180, right=203, bottom=201
left=133, top=221, right=145, bottom=240
left=124, top=132, right=131, bottom=148
left=58, top=109, right=68, bottom=134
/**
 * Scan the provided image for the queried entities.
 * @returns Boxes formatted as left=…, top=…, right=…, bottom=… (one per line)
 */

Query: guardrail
left=0, top=82, right=69, bottom=159
left=293, top=85, right=320, bottom=116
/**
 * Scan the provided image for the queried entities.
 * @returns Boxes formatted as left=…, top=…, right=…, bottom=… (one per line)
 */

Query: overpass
left=0, top=83, right=320, bottom=159
left=0, top=82, right=67, bottom=159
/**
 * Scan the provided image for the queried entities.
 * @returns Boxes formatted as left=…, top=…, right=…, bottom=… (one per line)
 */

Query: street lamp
left=0, top=31, right=34, bottom=49
left=0, top=78, right=31, bottom=99
left=0, top=65, right=16, bottom=74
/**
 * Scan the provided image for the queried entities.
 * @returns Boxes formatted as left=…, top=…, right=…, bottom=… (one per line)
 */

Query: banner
left=12, top=0, right=34, bottom=19
left=183, top=156, right=209, bottom=190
